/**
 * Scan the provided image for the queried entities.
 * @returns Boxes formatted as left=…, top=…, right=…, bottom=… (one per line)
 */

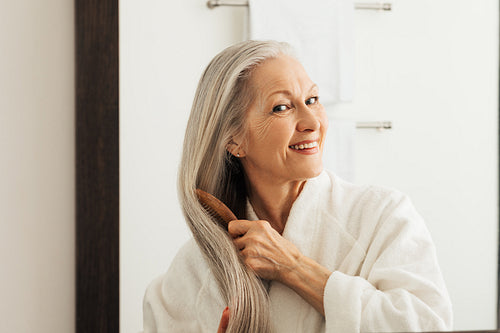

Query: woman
left=143, top=40, right=452, bottom=333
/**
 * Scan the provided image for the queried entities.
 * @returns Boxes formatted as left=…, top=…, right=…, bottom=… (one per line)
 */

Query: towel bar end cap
left=207, top=0, right=219, bottom=9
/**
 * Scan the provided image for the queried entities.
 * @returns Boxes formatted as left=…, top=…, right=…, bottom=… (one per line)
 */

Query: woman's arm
left=228, top=205, right=452, bottom=332
left=320, top=193, right=453, bottom=332
left=228, top=219, right=332, bottom=315
left=280, top=254, right=332, bottom=316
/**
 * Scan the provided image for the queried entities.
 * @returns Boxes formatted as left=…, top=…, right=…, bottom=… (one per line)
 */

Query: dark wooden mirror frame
left=76, top=0, right=119, bottom=332
left=75, top=1, right=500, bottom=332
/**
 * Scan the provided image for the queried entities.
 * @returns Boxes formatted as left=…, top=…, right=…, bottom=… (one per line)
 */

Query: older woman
left=143, top=40, right=452, bottom=333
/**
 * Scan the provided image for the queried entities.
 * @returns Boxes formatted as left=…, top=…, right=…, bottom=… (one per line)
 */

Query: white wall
left=333, top=1, right=499, bottom=330
left=0, top=1, right=75, bottom=333
left=121, top=0, right=498, bottom=332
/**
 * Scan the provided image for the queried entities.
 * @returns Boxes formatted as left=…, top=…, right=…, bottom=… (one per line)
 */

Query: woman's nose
left=296, top=104, right=321, bottom=132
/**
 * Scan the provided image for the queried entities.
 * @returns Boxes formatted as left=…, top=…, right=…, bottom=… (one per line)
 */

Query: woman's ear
left=227, top=138, right=246, bottom=158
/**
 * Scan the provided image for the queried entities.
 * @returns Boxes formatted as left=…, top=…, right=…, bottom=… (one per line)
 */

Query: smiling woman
left=76, top=1, right=500, bottom=332
left=141, top=40, right=452, bottom=332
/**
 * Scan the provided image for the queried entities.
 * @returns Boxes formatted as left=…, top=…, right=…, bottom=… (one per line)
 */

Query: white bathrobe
left=143, top=170, right=453, bottom=332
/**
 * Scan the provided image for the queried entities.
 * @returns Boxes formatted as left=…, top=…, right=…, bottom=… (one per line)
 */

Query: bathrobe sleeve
left=143, top=239, right=225, bottom=333
left=323, top=191, right=453, bottom=332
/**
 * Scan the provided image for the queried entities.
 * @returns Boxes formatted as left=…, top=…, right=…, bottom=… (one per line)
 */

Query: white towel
left=248, top=0, right=355, bottom=104
left=322, top=119, right=356, bottom=181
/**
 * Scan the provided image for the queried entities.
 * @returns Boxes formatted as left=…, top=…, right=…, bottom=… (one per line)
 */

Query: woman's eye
left=305, top=96, right=319, bottom=105
left=272, top=104, right=288, bottom=112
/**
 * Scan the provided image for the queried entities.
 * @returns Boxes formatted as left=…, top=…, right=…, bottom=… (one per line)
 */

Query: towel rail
left=207, top=0, right=392, bottom=11
left=356, top=121, right=392, bottom=130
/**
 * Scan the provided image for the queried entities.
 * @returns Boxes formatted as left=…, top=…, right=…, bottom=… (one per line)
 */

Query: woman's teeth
left=289, top=141, right=318, bottom=150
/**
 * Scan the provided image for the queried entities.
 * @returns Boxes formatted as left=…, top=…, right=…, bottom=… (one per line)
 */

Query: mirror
left=76, top=0, right=499, bottom=332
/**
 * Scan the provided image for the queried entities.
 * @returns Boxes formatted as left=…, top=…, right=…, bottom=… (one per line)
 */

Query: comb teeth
left=196, top=189, right=237, bottom=230
left=200, top=201, right=228, bottom=228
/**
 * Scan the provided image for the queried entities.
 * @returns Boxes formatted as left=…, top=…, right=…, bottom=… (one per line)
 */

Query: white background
left=119, top=0, right=499, bottom=332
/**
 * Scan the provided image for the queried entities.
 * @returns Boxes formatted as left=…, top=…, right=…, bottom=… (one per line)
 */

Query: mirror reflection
left=120, top=0, right=498, bottom=332
left=144, top=40, right=452, bottom=332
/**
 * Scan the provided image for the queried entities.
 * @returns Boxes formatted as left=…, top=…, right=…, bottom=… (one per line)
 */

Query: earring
left=236, top=153, right=240, bottom=157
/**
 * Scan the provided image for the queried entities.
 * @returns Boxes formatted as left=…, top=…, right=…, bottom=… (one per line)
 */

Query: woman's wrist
left=280, top=254, right=332, bottom=316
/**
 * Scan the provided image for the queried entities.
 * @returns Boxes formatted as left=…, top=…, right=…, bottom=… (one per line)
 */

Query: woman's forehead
left=250, top=55, right=315, bottom=98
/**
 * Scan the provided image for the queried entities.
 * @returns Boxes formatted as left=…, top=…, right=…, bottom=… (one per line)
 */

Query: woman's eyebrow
left=267, top=84, right=318, bottom=99
left=267, top=89, right=292, bottom=98
left=308, top=84, right=319, bottom=93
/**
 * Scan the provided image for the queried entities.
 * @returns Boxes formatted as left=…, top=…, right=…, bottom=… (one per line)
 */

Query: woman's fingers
left=217, top=307, right=230, bottom=333
left=228, top=219, right=303, bottom=282
left=232, top=236, right=246, bottom=250
left=229, top=220, right=270, bottom=249
left=228, top=220, right=254, bottom=238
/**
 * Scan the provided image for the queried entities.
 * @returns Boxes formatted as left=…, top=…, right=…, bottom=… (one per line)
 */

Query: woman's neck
left=245, top=175, right=306, bottom=234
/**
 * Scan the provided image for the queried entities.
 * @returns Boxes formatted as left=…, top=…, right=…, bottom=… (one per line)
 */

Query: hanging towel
left=248, top=0, right=355, bottom=104
left=322, top=118, right=356, bottom=181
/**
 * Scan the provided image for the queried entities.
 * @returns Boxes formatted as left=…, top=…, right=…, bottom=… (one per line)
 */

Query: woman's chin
left=298, top=164, right=324, bottom=180
left=310, top=166, right=324, bottom=178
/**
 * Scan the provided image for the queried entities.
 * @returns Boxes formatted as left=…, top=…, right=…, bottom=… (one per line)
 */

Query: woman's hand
left=228, top=219, right=332, bottom=316
left=217, top=307, right=230, bottom=333
left=228, top=220, right=302, bottom=282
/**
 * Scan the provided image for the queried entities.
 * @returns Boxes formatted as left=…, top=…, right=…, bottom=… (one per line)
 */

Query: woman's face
left=237, top=55, right=328, bottom=184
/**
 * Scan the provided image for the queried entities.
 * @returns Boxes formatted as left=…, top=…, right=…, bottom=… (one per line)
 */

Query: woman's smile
left=288, top=139, right=319, bottom=154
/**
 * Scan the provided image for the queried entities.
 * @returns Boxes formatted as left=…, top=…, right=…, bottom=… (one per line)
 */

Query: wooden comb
left=196, top=189, right=237, bottom=229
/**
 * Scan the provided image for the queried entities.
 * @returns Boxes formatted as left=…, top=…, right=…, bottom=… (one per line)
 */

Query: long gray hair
left=178, top=40, right=292, bottom=332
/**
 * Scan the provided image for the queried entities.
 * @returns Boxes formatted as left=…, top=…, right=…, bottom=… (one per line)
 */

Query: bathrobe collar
left=245, top=170, right=330, bottom=331
left=246, top=170, right=329, bottom=257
